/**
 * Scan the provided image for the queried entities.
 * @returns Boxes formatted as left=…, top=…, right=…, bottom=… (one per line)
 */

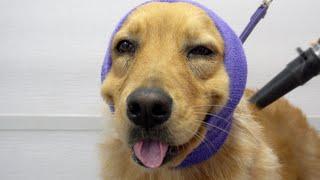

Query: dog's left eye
left=116, top=40, right=136, bottom=54
left=188, top=46, right=214, bottom=58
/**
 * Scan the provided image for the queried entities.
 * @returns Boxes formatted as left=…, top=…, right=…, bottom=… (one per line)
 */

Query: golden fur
left=100, top=2, right=320, bottom=179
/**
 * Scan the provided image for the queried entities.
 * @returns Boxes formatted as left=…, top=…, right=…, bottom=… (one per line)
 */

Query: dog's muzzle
left=126, top=87, right=173, bottom=168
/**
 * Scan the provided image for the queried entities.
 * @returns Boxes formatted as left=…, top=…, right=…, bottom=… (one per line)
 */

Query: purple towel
left=101, top=0, right=247, bottom=168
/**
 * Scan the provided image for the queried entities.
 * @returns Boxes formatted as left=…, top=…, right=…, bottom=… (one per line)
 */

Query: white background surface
left=0, top=0, right=319, bottom=179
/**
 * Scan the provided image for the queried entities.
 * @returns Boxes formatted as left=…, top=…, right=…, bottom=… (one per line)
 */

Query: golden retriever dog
left=100, top=1, right=320, bottom=179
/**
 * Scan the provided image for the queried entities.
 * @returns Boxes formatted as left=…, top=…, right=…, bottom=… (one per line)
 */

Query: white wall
left=0, top=0, right=319, bottom=179
left=0, top=131, right=101, bottom=180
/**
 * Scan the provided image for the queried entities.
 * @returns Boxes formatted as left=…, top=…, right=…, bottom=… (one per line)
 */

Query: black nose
left=126, top=88, right=173, bottom=129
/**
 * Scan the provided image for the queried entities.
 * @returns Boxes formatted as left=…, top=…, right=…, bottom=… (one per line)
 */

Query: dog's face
left=101, top=2, right=229, bottom=169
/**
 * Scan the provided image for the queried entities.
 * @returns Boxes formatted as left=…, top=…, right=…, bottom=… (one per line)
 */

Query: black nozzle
left=250, top=42, right=320, bottom=109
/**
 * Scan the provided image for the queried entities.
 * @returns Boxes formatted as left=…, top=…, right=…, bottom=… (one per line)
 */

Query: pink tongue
left=133, top=140, right=169, bottom=169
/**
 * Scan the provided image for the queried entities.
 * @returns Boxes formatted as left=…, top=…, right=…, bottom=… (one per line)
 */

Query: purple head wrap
left=101, top=0, right=247, bottom=168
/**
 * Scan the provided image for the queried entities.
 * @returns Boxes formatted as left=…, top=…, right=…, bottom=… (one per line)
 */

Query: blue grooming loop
left=240, top=0, right=273, bottom=43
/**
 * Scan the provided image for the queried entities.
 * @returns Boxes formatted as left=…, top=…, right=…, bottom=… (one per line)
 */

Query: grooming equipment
left=250, top=39, right=320, bottom=109
left=240, top=0, right=273, bottom=43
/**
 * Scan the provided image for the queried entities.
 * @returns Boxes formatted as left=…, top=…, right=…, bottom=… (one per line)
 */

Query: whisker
left=196, top=112, right=261, bottom=143
left=184, top=119, right=244, bottom=147
left=173, top=118, right=231, bottom=139
left=181, top=126, right=218, bottom=153
left=192, top=104, right=234, bottom=110
left=233, top=113, right=258, bottom=119
left=199, top=121, right=231, bottom=135
left=170, top=121, right=217, bottom=153
left=193, top=112, right=231, bottom=124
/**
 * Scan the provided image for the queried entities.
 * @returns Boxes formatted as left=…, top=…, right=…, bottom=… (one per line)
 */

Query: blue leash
left=240, top=0, right=273, bottom=43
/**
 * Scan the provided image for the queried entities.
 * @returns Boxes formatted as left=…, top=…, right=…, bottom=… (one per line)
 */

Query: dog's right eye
left=116, top=40, right=136, bottom=54
left=187, top=45, right=215, bottom=58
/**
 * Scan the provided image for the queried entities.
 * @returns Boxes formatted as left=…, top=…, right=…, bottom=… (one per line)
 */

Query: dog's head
left=101, top=1, right=246, bottom=169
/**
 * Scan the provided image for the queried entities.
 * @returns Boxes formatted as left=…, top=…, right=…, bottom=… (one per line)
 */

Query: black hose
left=250, top=39, right=320, bottom=109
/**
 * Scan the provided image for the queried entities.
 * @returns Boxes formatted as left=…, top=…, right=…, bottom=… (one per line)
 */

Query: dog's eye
left=188, top=46, right=214, bottom=58
left=116, top=40, right=136, bottom=54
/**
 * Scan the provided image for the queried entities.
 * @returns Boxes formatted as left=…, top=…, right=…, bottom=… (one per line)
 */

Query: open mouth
left=129, top=119, right=206, bottom=169
left=132, top=139, right=179, bottom=169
